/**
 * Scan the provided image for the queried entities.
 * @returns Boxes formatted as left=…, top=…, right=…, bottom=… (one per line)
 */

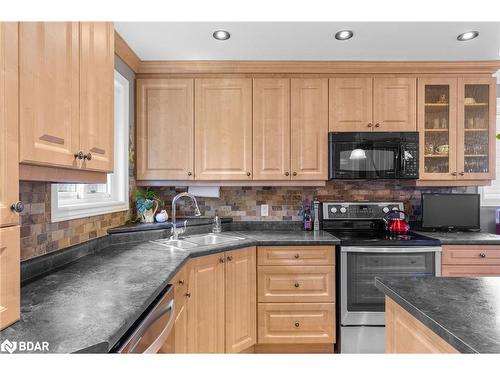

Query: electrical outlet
left=261, top=204, right=269, bottom=217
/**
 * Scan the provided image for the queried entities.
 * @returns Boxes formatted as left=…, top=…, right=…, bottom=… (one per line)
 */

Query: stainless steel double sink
left=151, top=233, right=245, bottom=251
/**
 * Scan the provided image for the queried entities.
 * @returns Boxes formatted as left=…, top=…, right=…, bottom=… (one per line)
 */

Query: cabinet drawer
left=442, top=245, right=500, bottom=265
left=257, top=246, right=335, bottom=266
left=258, top=266, right=335, bottom=303
left=258, top=303, right=335, bottom=344
left=442, top=265, right=500, bottom=277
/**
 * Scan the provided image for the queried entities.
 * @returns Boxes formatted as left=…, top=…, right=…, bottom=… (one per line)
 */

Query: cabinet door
left=19, top=22, right=80, bottom=168
left=329, top=77, right=373, bottom=132
left=417, top=77, right=458, bottom=180
left=290, top=79, right=329, bottom=180
left=79, top=22, right=114, bottom=172
left=253, top=79, right=291, bottom=180
left=170, top=266, right=189, bottom=353
left=373, top=77, right=416, bottom=131
left=0, top=23, right=19, bottom=228
left=187, top=253, right=225, bottom=353
left=195, top=79, right=252, bottom=180
left=456, top=76, right=496, bottom=180
left=137, top=79, right=194, bottom=180
left=225, top=247, right=257, bottom=353
left=0, top=226, right=20, bottom=330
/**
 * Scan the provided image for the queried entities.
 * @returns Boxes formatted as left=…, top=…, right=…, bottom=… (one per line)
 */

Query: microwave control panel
left=401, top=143, right=418, bottom=178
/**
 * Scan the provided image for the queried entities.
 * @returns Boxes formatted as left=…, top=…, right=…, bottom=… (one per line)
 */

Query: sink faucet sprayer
left=170, top=192, right=202, bottom=240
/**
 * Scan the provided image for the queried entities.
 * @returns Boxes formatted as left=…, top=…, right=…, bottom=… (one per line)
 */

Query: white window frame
left=50, top=70, right=130, bottom=222
left=480, top=76, right=500, bottom=206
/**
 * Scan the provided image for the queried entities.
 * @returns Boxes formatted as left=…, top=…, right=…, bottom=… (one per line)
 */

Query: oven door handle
left=341, top=246, right=442, bottom=253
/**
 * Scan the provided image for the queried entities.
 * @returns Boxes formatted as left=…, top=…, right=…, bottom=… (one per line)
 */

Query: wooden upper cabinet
left=253, top=79, right=291, bottom=180
left=290, top=78, right=328, bottom=180
left=19, top=22, right=80, bottom=168
left=187, top=253, right=225, bottom=353
left=0, top=23, right=19, bottom=228
left=79, top=22, right=114, bottom=172
left=329, top=77, right=373, bottom=132
left=225, top=247, right=257, bottom=353
left=0, top=226, right=20, bottom=330
left=195, top=79, right=252, bottom=180
left=373, top=77, right=417, bottom=131
left=137, top=79, right=194, bottom=180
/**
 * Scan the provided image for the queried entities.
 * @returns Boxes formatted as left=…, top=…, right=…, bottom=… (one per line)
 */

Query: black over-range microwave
left=329, top=132, right=419, bottom=180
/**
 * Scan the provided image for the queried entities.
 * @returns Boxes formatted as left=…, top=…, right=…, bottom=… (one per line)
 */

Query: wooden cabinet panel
left=137, top=79, right=194, bottom=180
left=442, top=245, right=500, bottom=266
left=290, top=79, right=328, bottom=180
left=257, top=303, right=335, bottom=344
left=329, top=77, right=373, bottom=132
left=225, top=247, right=257, bottom=353
left=170, top=266, right=189, bottom=353
left=385, top=297, right=458, bottom=353
left=258, top=266, right=335, bottom=303
left=187, top=253, right=225, bottom=353
left=0, top=226, right=20, bottom=330
left=195, top=79, right=252, bottom=180
left=442, top=265, right=500, bottom=277
left=0, top=23, right=19, bottom=228
left=79, top=22, right=114, bottom=172
left=253, top=79, right=291, bottom=180
left=456, top=76, right=496, bottom=180
left=373, top=77, right=416, bottom=131
left=19, top=22, right=80, bottom=168
left=257, top=246, right=334, bottom=266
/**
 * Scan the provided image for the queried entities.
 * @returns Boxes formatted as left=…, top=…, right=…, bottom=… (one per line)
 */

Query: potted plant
left=134, top=188, right=164, bottom=223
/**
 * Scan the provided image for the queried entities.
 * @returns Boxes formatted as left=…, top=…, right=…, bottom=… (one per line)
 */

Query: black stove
left=321, top=201, right=440, bottom=247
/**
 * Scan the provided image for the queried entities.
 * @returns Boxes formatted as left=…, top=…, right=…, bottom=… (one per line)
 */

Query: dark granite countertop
left=414, top=231, right=500, bottom=245
left=375, top=276, right=500, bottom=353
left=107, top=217, right=233, bottom=234
left=0, top=230, right=338, bottom=353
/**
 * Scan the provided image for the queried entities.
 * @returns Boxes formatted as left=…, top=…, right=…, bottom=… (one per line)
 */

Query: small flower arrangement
left=134, top=189, right=164, bottom=223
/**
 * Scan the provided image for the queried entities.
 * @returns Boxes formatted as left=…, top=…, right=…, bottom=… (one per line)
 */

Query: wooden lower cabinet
left=0, top=226, right=20, bottom=330
left=385, top=297, right=458, bottom=353
left=442, top=245, right=500, bottom=276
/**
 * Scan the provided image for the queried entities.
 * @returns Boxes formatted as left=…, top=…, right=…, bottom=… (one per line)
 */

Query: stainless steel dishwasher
left=117, top=284, right=176, bottom=353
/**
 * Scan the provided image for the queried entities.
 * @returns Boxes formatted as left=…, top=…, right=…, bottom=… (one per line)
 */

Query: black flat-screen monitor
left=421, top=193, right=480, bottom=230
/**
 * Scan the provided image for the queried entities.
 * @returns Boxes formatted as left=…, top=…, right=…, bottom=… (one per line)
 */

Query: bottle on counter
left=303, top=205, right=313, bottom=231
left=212, top=211, right=222, bottom=233
left=313, top=199, right=320, bottom=232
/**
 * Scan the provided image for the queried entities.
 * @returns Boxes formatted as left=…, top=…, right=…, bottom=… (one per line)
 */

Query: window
left=51, top=70, right=130, bottom=222
left=480, top=91, right=500, bottom=206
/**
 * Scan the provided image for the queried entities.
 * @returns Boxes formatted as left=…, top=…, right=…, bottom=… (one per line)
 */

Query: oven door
left=330, top=141, right=400, bottom=179
left=340, top=246, right=441, bottom=326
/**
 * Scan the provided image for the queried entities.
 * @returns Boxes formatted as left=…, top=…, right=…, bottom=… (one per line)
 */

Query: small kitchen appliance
left=321, top=201, right=441, bottom=353
left=383, top=210, right=410, bottom=234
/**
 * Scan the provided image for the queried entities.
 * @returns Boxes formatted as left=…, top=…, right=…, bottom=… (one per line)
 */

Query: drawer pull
left=294, top=321, right=300, bottom=328
left=185, top=292, right=191, bottom=298
left=219, top=257, right=225, bottom=263
left=294, top=282, right=300, bottom=288
left=480, top=253, right=486, bottom=258
left=178, top=279, right=185, bottom=285
left=294, top=254, right=300, bottom=259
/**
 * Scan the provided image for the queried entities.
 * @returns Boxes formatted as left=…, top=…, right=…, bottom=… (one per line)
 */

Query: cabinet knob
left=374, top=123, right=380, bottom=128
left=459, top=172, right=465, bottom=176
left=367, top=123, right=373, bottom=128
left=285, top=172, right=290, bottom=176
left=294, top=254, right=300, bottom=259
left=246, top=172, right=251, bottom=177
left=84, top=153, right=92, bottom=161
left=294, top=321, right=300, bottom=328
left=219, top=257, right=225, bottom=263
left=74, top=151, right=84, bottom=160
left=11, top=201, right=24, bottom=213
left=480, top=253, right=486, bottom=258
left=227, top=255, right=233, bottom=261
left=451, top=172, right=457, bottom=176
left=187, top=171, right=192, bottom=176
left=292, top=172, right=297, bottom=176
left=178, top=279, right=185, bottom=285
left=294, top=282, right=300, bottom=288
left=185, top=292, right=191, bottom=298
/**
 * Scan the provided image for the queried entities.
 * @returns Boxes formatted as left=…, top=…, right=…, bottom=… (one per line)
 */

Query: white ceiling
left=114, top=22, right=500, bottom=61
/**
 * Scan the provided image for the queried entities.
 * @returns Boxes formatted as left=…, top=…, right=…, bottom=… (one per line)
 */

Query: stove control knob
left=330, top=207, right=337, bottom=214
left=392, top=207, right=399, bottom=211
left=382, top=207, right=390, bottom=213
left=340, top=207, right=347, bottom=214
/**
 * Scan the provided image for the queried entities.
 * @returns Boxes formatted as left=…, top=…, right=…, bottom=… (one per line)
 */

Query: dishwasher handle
left=128, top=299, right=176, bottom=354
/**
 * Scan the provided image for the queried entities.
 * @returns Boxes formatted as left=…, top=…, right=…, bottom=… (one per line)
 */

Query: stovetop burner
left=326, top=229, right=440, bottom=247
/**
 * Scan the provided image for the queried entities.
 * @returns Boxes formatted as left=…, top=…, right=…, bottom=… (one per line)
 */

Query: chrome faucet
left=170, top=192, right=202, bottom=240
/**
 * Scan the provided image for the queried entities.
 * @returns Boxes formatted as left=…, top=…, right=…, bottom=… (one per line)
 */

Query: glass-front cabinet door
left=418, top=78, right=457, bottom=180
left=457, top=77, right=496, bottom=180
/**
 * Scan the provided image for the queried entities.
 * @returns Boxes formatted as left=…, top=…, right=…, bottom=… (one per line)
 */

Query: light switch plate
left=261, top=204, right=269, bottom=217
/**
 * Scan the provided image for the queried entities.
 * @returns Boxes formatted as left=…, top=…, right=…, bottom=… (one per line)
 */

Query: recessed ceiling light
left=335, top=30, right=354, bottom=41
left=213, top=30, right=230, bottom=41
left=457, top=31, right=479, bottom=41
